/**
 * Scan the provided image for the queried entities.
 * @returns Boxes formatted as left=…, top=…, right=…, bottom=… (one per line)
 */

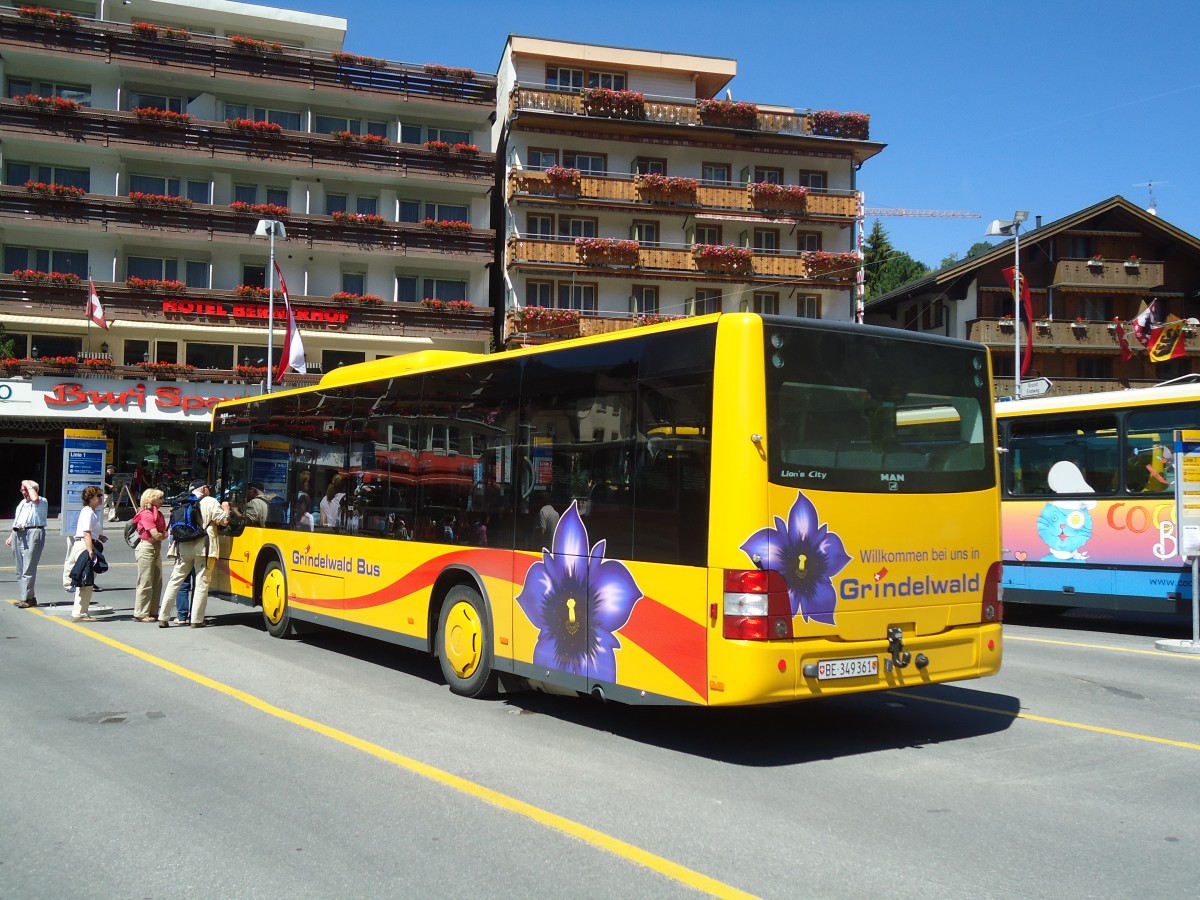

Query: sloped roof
left=866, top=195, right=1200, bottom=312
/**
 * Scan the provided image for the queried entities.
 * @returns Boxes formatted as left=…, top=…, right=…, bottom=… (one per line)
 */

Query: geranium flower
left=516, top=502, right=642, bottom=682
left=739, top=491, right=851, bottom=625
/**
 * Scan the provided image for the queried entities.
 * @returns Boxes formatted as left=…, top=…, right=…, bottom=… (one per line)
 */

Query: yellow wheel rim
left=443, top=600, right=482, bottom=679
left=262, top=567, right=286, bottom=625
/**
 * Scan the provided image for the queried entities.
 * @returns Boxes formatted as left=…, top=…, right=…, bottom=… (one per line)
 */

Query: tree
left=861, top=219, right=892, bottom=298
left=0, top=323, right=14, bottom=360
left=965, top=241, right=993, bottom=258
left=871, top=252, right=930, bottom=298
left=939, top=252, right=960, bottom=269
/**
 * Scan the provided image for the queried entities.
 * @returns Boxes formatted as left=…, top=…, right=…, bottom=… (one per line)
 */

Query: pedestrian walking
left=63, top=486, right=106, bottom=622
left=131, top=488, right=167, bottom=621
left=157, top=479, right=230, bottom=628
left=6, top=479, right=48, bottom=608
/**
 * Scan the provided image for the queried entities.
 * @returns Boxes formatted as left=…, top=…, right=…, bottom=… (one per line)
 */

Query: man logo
left=881, top=473, right=905, bottom=483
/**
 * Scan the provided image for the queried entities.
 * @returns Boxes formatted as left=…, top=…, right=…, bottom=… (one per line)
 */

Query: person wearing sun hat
left=157, top=478, right=230, bottom=628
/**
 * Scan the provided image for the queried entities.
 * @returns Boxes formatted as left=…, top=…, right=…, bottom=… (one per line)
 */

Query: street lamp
left=986, top=210, right=1029, bottom=395
left=254, top=218, right=286, bottom=393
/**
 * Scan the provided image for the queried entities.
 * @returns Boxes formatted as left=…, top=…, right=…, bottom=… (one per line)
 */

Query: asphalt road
left=1, top=531, right=1197, bottom=899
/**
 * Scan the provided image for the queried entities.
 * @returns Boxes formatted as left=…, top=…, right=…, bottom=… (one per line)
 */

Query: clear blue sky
left=286, top=0, right=1198, bottom=268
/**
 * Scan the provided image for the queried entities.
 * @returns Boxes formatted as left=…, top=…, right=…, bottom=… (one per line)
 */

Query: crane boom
left=864, top=208, right=980, bottom=218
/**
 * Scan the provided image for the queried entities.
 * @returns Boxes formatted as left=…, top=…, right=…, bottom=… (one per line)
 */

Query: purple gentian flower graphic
left=739, top=491, right=851, bottom=625
left=516, top=501, right=642, bottom=682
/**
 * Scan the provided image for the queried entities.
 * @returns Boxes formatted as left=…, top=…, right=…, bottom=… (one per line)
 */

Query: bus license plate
left=817, top=656, right=879, bottom=680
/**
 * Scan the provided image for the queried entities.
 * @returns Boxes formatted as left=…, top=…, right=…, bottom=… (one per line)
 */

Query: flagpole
left=255, top=219, right=286, bottom=394
left=85, top=267, right=92, bottom=354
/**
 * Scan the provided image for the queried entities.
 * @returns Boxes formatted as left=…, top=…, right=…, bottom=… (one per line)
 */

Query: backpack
left=123, top=517, right=141, bottom=549
left=169, top=496, right=206, bottom=543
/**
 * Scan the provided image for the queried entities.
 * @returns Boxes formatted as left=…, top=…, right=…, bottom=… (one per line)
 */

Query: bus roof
left=996, top=379, right=1200, bottom=418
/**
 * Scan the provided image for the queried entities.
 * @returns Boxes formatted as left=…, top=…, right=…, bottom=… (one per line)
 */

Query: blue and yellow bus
left=997, top=381, right=1199, bottom=615
left=205, top=313, right=1002, bottom=705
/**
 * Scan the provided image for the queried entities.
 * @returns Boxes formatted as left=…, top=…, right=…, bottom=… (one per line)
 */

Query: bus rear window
left=763, top=324, right=993, bottom=493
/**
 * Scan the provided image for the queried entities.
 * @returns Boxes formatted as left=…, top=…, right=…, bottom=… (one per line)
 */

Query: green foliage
left=965, top=241, right=993, bottom=258
left=861, top=219, right=893, bottom=298
left=872, top=252, right=931, bottom=298
left=0, top=323, right=14, bottom=361
left=939, top=252, right=960, bottom=269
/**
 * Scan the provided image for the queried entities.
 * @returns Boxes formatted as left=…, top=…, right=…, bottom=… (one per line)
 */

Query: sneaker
left=16, top=599, right=37, bottom=608
left=72, top=615, right=98, bottom=622
left=174, top=617, right=188, bottom=625
left=190, top=622, right=206, bottom=628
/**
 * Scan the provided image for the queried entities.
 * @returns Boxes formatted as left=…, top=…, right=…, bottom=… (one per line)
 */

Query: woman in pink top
left=132, top=488, right=167, bottom=621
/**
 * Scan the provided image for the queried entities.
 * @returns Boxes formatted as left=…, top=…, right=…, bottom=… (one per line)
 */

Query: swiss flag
left=272, top=262, right=306, bottom=383
left=87, top=279, right=109, bottom=330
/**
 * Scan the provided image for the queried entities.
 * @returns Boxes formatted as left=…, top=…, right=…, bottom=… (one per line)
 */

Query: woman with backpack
left=131, top=488, right=167, bottom=622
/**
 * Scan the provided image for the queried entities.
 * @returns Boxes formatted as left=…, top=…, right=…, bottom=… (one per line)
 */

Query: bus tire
left=437, top=585, right=498, bottom=698
left=260, top=559, right=294, bottom=639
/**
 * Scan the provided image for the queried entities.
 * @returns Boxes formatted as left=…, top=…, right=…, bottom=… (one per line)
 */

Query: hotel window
left=701, top=162, right=731, bottom=185
left=747, top=292, right=779, bottom=314
left=527, top=214, right=554, bottom=238
left=325, top=193, right=348, bottom=215
left=254, top=108, right=301, bottom=131
left=396, top=275, right=419, bottom=303
left=355, top=196, right=378, bottom=216
left=587, top=71, right=626, bottom=90
left=428, top=127, right=471, bottom=145
left=797, top=295, right=820, bottom=318
left=1066, top=236, right=1092, bottom=259
left=313, top=115, right=387, bottom=137
left=633, top=158, right=666, bottom=175
left=265, top=187, right=288, bottom=207
left=559, top=217, right=597, bottom=238
left=6, top=163, right=90, bottom=192
left=187, top=181, right=212, bottom=204
left=185, top=260, right=210, bottom=289
left=753, top=229, right=780, bottom=254
left=797, top=231, right=822, bottom=252
left=1080, top=297, right=1112, bottom=320
left=526, top=280, right=553, bottom=308
left=399, top=200, right=422, bottom=223
left=562, top=151, right=605, bottom=175
left=632, top=285, right=659, bottom=315
left=242, top=265, right=266, bottom=287
left=429, top=203, right=468, bottom=222
left=129, top=92, right=185, bottom=113
left=3, top=246, right=88, bottom=278
left=7, top=79, right=91, bottom=106
left=558, top=282, right=596, bottom=313
left=547, top=67, right=584, bottom=91
left=399, top=123, right=423, bottom=144
left=130, top=174, right=184, bottom=197
left=693, top=225, right=721, bottom=246
left=527, top=148, right=557, bottom=169
left=324, top=350, right=366, bottom=369
left=691, top=289, right=721, bottom=316
left=155, top=342, right=178, bottom=364
left=631, top=221, right=659, bottom=247
left=234, top=184, right=257, bottom=204
left=123, top=339, right=149, bottom=366
left=424, top=278, right=467, bottom=302
left=753, top=167, right=783, bottom=185
left=127, top=256, right=178, bottom=281
left=797, top=170, right=827, bottom=190
left=341, top=272, right=366, bottom=295
left=186, top=342, right=235, bottom=369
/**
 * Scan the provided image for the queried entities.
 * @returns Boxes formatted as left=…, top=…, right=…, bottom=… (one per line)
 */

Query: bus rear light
left=723, top=569, right=792, bottom=641
left=981, top=561, right=1004, bottom=623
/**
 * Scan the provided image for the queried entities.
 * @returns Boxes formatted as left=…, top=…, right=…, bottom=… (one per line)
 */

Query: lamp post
left=986, top=210, right=1029, bottom=396
left=254, top=219, right=286, bottom=393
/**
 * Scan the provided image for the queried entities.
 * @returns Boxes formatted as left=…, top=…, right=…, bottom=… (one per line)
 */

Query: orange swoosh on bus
left=619, top=597, right=708, bottom=701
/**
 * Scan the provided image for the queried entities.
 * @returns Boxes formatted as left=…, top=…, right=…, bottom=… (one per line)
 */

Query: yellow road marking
left=897, top=691, right=1200, bottom=751
left=21, top=605, right=758, bottom=900
left=1007, top=634, right=1200, bottom=660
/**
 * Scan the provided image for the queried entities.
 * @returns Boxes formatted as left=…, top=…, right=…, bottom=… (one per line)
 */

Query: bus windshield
left=763, top=321, right=994, bottom=493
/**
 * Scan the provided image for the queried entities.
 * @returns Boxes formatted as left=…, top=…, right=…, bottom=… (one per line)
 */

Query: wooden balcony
left=510, top=87, right=819, bottom=136
left=0, top=102, right=495, bottom=184
left=0, top=186, right=495, bottom=259
left=501, top=310, right=659, bottom=346
left=1052, top=259, right=1164, bottom=291
left=993, top=377, right=1160, bottom=400
left=0, top=12, right=496, bottom=106
left=0, top=358, right=323, bottom=387
left=0, top=277, right=495, bottom=340
left=972, top=317, right=1200, bottom=352
left=507, top=170, right=858, bottom=220
left=506, top=237, right=853, bottom=283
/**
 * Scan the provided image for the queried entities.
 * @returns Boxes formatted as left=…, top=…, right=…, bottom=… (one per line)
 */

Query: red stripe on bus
left=619, top=597, right=708, bottom=701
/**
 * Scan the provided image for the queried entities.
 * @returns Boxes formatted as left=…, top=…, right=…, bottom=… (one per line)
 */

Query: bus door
left=210, top=436, right=249, bottom=599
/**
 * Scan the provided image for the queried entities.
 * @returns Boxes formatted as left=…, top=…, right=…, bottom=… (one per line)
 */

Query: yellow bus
left=206, top=313, right=1002, bottom=705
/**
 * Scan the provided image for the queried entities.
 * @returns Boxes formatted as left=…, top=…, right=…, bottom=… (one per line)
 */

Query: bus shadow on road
left=251, top=617, right=1020, bottom=766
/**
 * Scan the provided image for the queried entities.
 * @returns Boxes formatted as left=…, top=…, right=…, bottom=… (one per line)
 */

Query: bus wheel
left=437, top=585, right=498, bottom=698
left=261, top=559, right=294, bottom=638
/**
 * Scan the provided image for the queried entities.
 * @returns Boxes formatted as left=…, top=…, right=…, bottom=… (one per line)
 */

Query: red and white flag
left=1132, top=299, right=1156, bottom=348
left=1114, top=321, right=1133, bottom=361
left=87, top=279, right=109, bottom=330
left=272, top=262, right=306, bottom=383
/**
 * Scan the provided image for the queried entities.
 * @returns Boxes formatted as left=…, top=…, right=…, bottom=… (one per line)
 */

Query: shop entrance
left=0, top=439, right=50, bottom=514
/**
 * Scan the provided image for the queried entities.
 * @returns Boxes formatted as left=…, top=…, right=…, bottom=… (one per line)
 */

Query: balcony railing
left=0, top=277, right=495, bottom=338
left=0, top=102, right=495, bottom=183
left=0, top=12, right=496, bottom=105
left=511, top=87, right=820, bottom=136
left=0, top=358, right=324, bottom=387
left=502, top=309, right=674, bottom=345
left=507, top=170, right=858, bottom=218
left=507, top=237, right=856, bottom=283
left=1052, top=259, right=1165, bottom=290
left=0, top=186, right=495, bottom=258
left=971, top=317, right=1198, bottom=352
left=992, top=377, right=1160, bottom=401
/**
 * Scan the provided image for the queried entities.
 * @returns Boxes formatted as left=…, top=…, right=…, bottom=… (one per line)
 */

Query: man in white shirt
left=6, top=480, right=48, bottom=608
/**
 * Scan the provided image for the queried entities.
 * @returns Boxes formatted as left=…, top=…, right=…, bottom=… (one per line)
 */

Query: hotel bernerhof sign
left=0, top=375, right=260, bottom=422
